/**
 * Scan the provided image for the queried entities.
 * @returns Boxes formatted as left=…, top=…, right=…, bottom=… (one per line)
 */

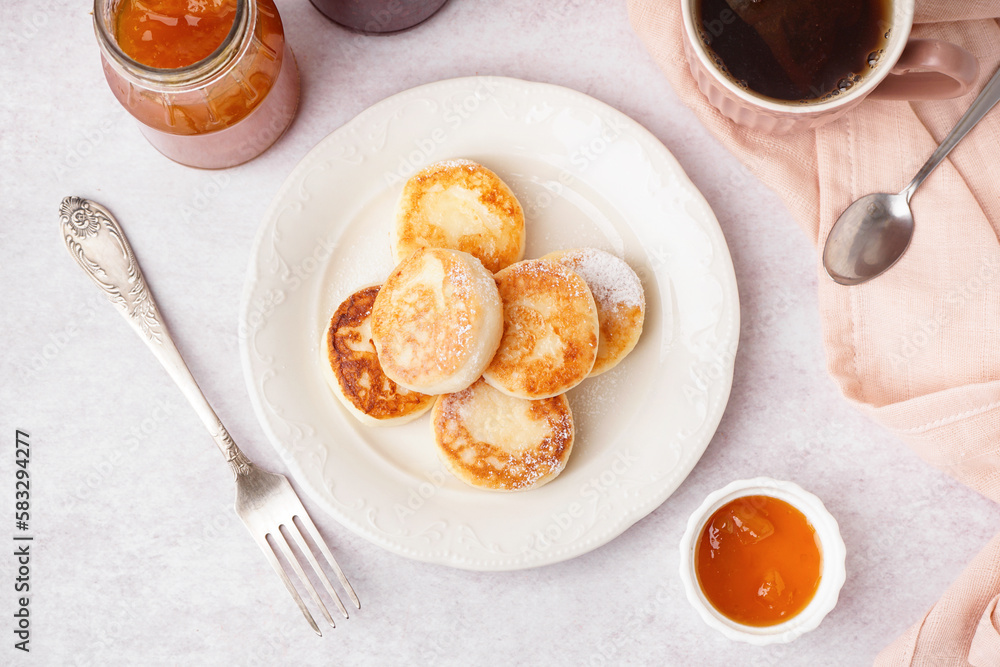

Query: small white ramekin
left=678, top=477, right=846, bottom=645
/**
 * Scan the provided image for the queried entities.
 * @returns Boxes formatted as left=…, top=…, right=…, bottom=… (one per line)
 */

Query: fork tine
left=286, top=518, right=350, bottom=619
left=249, top=530, right=322, bottom=636
left=270, top=528, right=337, bottom=630
left=294, top=513, right=361, bottom=610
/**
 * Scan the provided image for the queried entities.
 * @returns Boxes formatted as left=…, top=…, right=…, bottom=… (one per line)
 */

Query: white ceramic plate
left=239, top=76, right=739, bottom=571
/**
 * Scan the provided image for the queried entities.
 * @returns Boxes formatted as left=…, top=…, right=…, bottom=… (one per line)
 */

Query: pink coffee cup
left=680, top=0, right=979, bottom=134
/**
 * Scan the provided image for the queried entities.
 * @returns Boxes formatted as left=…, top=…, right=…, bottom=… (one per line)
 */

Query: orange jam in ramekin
left=695, top=495, right=822, bottom=626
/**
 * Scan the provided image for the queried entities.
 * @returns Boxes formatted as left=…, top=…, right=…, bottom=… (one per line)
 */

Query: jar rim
left=93, top=0, right=251, bottom=86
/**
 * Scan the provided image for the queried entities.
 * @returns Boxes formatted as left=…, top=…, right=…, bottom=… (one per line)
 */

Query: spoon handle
left=903, top=64, right=1000, bottom=201
left=58, top=196, right=253, bottom=477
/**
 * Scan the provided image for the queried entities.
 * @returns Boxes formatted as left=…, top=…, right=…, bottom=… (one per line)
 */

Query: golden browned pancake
left=482, top=258, right=599, bottom=399
left=392, top=159, right=525, bottom=273
left=371, top=248, right=503, bottom=395
left=542, top=248, right=645, bottom=376
left=431, top=379, right=574, bottom=491
left=321, top=285, right=435, bottom=426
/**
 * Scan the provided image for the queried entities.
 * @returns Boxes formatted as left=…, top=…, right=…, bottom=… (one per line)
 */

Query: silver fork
left=59, top=196, right=360, bottom=635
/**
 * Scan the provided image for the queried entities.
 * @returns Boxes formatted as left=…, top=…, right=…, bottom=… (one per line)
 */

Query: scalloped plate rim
left=238, top=75, right=740, bottom=570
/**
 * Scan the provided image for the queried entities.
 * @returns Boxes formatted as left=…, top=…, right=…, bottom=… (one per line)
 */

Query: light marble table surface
left=2, top=1, right=998, bottom=665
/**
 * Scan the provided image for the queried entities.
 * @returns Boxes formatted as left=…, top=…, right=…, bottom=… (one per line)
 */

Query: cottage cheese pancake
left=371, top=248, right=503, bottom=395
left=542, top=248, right=645, bottom=376
left=483, top=258, right=599, bottom=399
left=392, top=159, right=525, bottom=273
left=431, top=379, right=574, bottom=491
left=321, top=285, right=435, bottom=426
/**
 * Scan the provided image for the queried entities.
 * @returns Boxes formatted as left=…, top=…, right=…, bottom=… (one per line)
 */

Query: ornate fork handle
left=59, top=196, right=253, bottom=478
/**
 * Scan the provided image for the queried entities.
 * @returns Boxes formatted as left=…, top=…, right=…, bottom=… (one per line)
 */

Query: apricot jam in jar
left=695, top=495, right=822, bottom=627
left=94, top=0, right=299, bottom=168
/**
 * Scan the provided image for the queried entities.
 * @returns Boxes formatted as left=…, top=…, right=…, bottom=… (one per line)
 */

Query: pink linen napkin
left=626, top=0, right=1000, bottom=663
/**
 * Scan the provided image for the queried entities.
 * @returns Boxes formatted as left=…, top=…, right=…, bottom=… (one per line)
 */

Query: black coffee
left=696, top=0, right=892, bottom=102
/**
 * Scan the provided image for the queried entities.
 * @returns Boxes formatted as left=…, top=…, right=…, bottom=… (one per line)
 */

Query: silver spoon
left=823, top=63, right=1000, bottom=286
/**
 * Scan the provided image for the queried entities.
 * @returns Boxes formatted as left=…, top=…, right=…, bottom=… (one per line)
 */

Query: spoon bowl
left=822, top=192, right=914, bottom=286
left=822, top=63, right=1000, bottom=286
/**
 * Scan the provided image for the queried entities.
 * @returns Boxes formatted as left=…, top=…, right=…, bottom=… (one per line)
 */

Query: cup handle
left=869, top=39, right=979, bottom=101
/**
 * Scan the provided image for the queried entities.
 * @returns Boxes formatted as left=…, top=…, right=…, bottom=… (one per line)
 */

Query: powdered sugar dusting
left=422, top=158, right=478, bottom=172
left=499, top=258, right=592, bottom=299
left=443, top=251, right=473, bottom=299
left=568, top=365, right=624, bottom=420
left=552, top=248, right=644, bottom=312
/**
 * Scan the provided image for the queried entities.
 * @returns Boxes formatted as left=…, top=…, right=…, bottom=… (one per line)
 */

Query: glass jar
left=93, top=0, right=299, bottom=169
left=310, top=0, right=448, bottom=33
